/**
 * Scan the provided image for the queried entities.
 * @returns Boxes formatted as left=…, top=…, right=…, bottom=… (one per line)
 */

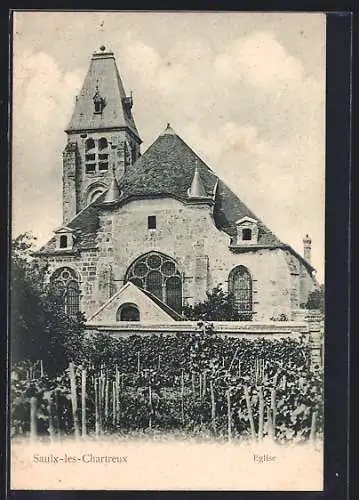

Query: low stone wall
left=86, top=309, right=324, bottom=367
left=86, top=320, right=309, bottom=339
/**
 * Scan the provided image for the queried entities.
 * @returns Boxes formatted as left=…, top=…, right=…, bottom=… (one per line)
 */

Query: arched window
left=125, top=252, right=182, bottom=314
left=116, top=303, right=140, bottom=321
left=166, top=276, right=182, bottom=313
left=50, top=267, right=80, bottom=317
left=86, top=183, right=107, bottom=205
left=85, top=137, right=96, bottom=173
left=228, top=266, right=253, bottom=320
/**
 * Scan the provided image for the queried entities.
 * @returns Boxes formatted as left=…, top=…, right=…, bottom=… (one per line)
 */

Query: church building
left=36, top=45, right=317, bottom=325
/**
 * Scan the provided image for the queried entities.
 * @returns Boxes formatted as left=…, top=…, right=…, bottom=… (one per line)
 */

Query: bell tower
left=62, top=45, right=142, bottom=224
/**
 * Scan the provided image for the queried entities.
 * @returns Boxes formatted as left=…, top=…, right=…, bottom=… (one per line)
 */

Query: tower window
left=242, top=228, right=252, bottom=241
left=148, top=215, right=156, bottom=229
left=86, top=163, right=96, bottom=174
left=98, top=162, right=109, bottom=171
left=59, top=235, right=68, bottom=248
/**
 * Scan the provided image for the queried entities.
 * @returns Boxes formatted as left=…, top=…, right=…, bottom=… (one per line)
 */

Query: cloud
left=11, top=28, right=325, bottom=280
left=214, top=31, right=305, bottom=90
left=12, top=49, right=84, bottom=242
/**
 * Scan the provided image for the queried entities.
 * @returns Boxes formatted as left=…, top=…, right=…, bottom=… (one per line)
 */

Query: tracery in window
left=50, top=267, right=80, bottom=317
left=126, top=252, right=182, bottom=313
left=228, top=265, right=253, bottom=320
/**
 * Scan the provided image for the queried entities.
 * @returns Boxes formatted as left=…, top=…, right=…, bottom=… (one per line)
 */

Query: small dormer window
left=60, top=235, right=68, bottom=248
left=234, top=216, right=259, bottom=245
left=242, top=228, right=252, bottom=241
left=55, top=227, right=74, bottom=250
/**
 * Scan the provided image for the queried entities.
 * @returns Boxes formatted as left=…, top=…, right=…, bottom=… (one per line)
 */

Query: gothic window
left=59, top=235, right=68, bottom=248
left=116, top=303, right=140, bottom=321
left=50, top=267, right=80, bottom=317
left=125, top=252, right=182, bottom=313
left=147, top=270, right=162, bottom=300
left=228, top=265, right=253, bottom=320
left=165, top=276, right=182, bottom=313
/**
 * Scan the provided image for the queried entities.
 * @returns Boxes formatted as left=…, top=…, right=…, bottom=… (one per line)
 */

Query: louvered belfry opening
left=50, top=267, right=80, bottom=317
left=126, top=252, right=182, bottom=313
left=228, top=265, right=253, bottom=320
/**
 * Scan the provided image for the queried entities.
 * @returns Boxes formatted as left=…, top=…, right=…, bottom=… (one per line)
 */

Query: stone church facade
left=36, top=45, right=317, bottom=324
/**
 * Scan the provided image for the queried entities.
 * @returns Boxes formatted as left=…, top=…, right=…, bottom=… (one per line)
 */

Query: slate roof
left=66, top=46, right=140, bottom=139
left=36, top=125, right=314, bottom=272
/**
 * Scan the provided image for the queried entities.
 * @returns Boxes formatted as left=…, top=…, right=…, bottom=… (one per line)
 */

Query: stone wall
left=41, top=196, right=316, bottom=321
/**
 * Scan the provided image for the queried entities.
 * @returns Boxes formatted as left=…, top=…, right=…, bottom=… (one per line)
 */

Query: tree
left=305, top=284, right=325, bottom=314
left=11, top=233, right=86, bottom=376
left=182, top=284, right=241, bottom=321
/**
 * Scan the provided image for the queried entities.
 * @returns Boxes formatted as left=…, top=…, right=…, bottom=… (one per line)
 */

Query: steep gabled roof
left=36, top=125, right=313, bottom=272
left=66, top=46, right=140, bottom=139
left=117, top=126, right=282, bottom=246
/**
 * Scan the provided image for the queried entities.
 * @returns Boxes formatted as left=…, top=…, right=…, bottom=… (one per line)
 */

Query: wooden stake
left=112, top=381, right=116, bottom=428
left=210, top=379, right=216, bottom=434
left=181, top=369, right=185, bottom=426
left=30, top=396, right=37, bottom=441
left=227, top=388, right=232, bottom=441
left=69, top=362, right=80, bottom=439
left=244, top=386, right=256, bottom=440
left=310, top=411, right=317, bottom=441
left=81, top=368, right=87, bottom=438
left=40, top=360, right=44, bottom=378
left=270, top=387, right=277, bottom=439
left=203, top=371, right=207, bottom=396
left=94, top=378, right=99, bottom=438
left=192, top=371, right=196, bottom=397
left=158, top=355, right=161, bottom=371
left=148, top=380, right=152, bottom=429
left=258, top=386, right=264, bottom=440
left=238, top=360, right=241, bottom=378
left=104, top=377, right=109, bottom=426
left=266, top=404, right=272, bottom=436
left=47, top=394, right=54, bottom=442
left=199, top=372, right=202, bottom=400
left=137, top=352, right=141, bottom=375
left=116, top=374, right=120, bottom=425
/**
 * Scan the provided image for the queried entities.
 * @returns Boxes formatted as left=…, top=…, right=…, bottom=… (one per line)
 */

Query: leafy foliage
left=11, top=232, right=86, bottom=376
left=182, top=285, right=241, bottom=321
left=11, top=332, right=323, bottom=442
left=305, top=284, right=324, bottom=313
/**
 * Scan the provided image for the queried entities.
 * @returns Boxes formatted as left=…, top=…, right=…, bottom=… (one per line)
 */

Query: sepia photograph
left=10, top=11, right=325, bottom=491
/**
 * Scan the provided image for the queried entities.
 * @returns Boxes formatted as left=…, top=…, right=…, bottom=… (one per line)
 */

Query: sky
left=12, top=11, right=326, bottom=282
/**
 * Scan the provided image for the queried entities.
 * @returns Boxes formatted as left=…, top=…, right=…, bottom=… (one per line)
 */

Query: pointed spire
left=66, top=47, right=141, bottom=140
left=188, top=163, right=207, bottom=198
left=103, top=167, right=121, bottom=204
